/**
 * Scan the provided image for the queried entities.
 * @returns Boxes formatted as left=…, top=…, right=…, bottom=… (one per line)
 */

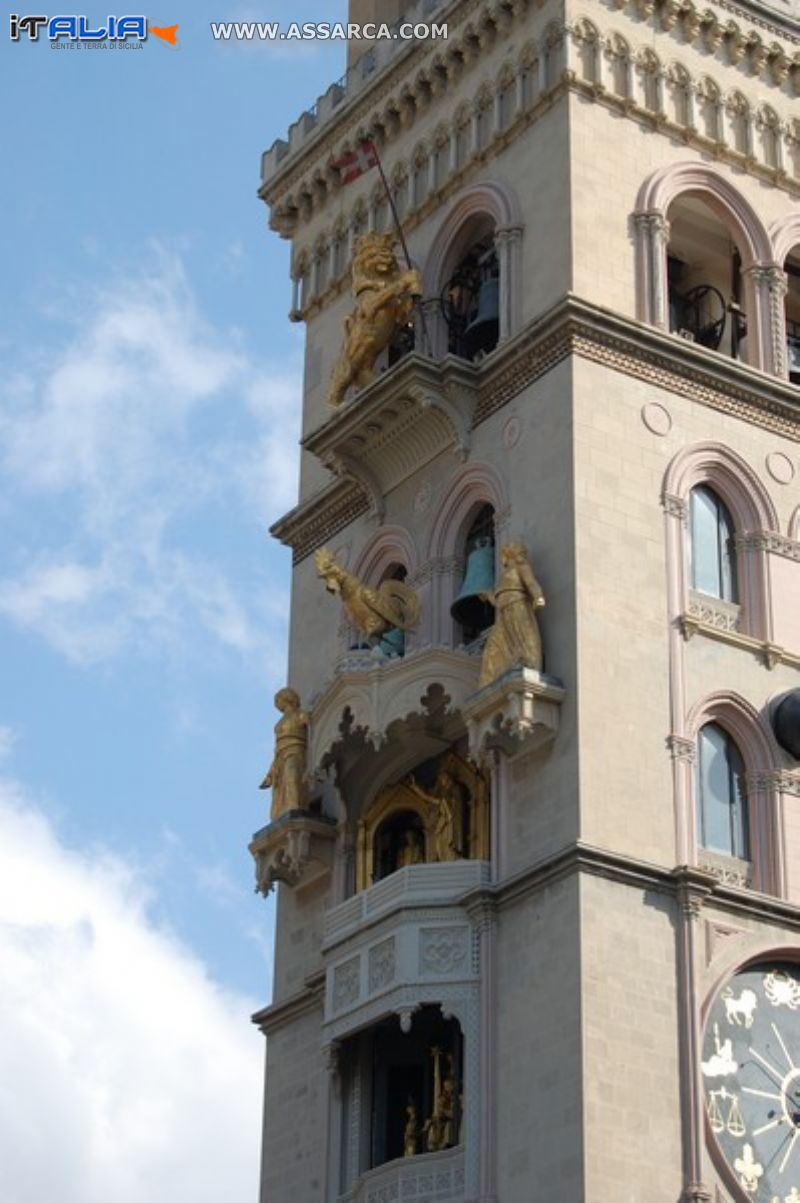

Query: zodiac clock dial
left=703, top=962, right=800, bottom=1201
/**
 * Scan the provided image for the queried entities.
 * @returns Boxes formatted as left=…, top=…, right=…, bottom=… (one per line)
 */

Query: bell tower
left=251, top=1, right=800, bottom=1201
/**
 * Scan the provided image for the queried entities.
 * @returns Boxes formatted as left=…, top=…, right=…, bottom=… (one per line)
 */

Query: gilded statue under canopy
left=407, top=768, right=462, bottom=863
left=328, top=231, right=422, bottom=408
left=259, top=687, right=310, bottom=820
left=315, top=547, right=420, bottom=643
left=479, top=542, right=545, bottom=688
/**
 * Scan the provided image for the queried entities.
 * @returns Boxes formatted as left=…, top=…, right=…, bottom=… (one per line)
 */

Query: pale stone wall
left=495, top=875, right=584, bottom=1202
left=581, top=872, right=684, bottom=1202
left=259, top=1006, right=328, bottom=1203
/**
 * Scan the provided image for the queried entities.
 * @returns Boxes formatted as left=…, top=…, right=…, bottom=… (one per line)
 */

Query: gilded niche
left=328, top=231, right=422, bottom=408
left=259, top=687, right=310, bottom=820
left=315, top=546, right=420, bottom=644
left=479, top=541, right=545, bottom=688
left=356, top=751, right=489, bottom=891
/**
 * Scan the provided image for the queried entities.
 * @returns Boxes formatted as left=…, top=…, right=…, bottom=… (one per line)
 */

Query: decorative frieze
left=419, top=927, right=470, bottom=977
left=368, top=937, right=396, bottom=993
left=333, top=957, right=361, bottom=1011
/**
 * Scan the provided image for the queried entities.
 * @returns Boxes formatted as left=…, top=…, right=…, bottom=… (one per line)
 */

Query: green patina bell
left=450, top=538, right=495, bottom=632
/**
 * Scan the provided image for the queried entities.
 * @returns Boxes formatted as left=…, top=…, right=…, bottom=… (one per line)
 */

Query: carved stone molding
left=308, top=645, right=481, bottom=774
left=685, top=593, right=742, bottom=635
left=249, top=811, right=338, bottom=896
left=697, top=851, right=753, bottom=890
left=668, top=734, right=696, bottom=763
left=738, top=530, right=800, bottom=561
left=303, top=354, right=479, bottom=513
left=462, top=666, right=565, bottom=761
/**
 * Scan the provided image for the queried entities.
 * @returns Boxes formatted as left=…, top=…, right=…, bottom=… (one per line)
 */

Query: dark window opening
left=441, top=239, right=499, bottom=362
left=452, top=505, right=496, bottom=643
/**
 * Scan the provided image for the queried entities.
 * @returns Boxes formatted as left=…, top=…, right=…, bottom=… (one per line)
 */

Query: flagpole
left=368, top=136, right=432, bottom=357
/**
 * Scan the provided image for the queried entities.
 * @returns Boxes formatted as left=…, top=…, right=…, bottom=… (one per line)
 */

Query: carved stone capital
left=668, top=734, right=696, bottom=763
left=662, top=492, right=687, bottom=520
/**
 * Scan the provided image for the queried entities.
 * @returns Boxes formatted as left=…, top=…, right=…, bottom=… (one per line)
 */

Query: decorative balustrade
left=339, top=1145, right=465, bottom=1203
left=324, top=859, right=490, bottom=946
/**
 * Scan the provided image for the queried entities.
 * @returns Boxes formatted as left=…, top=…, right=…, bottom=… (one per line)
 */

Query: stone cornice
left=260, top=0, right=800, bottom=239
left=462, top=840, right=800, bottom=930
left=251, top=970, right=325, bottom=1035
left=269, top=298, right=799, bottom=564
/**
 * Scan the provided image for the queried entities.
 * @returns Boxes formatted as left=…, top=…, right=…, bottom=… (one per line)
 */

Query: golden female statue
left=260, top=688, right=310, bottom=820
left=479, top=542, right=545, bottom=688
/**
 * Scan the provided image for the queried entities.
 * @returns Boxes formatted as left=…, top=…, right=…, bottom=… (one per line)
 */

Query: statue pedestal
left=463, top=667, right=565, bottom=761
left=249, top=811, right=338, bottom=896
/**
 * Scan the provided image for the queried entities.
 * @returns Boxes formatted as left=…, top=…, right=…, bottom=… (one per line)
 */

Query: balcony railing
left=339, top=1145, right=465, bottom=1203
left=324, top=860, right=490, bottom=946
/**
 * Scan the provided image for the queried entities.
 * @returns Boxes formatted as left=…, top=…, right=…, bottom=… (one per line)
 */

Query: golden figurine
left=328, top=231, right=422, bottom=408
left=259, top=687, right=310, bottom=820
left=315, top=547, right=420, bottom=642
left=403, top=1102, right=419, bottom=1157
left=423, top=1048, right=455, bottom=1152
left=407, top=768, right=462, bottom=863
left=397, top=828, right=424, bottom=868
left=479, top=541, right=545, bottom=688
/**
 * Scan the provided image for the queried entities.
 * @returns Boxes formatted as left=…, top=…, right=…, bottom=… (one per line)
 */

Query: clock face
left=703, top=962, right=800, bottom=1201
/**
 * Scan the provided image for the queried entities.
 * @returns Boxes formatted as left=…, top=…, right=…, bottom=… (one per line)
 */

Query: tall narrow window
left=689, top=486, right=738, bottom=601
left=696, top=724, right=748, bottom=859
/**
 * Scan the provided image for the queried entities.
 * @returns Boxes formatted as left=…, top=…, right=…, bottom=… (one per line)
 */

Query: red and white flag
left=332, top=140, right=378, bottom=185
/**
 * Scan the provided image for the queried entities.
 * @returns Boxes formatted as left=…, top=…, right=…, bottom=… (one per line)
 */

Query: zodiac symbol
left=702, top=1023, right=737, bottom=1078
left=764, top=971, right=800, bottom=1011
left=707, top=1087, right=745, bottom=1137
left=723, top=987, right=758, bottom=1028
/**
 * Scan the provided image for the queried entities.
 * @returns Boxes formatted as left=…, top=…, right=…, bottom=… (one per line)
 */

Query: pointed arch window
left=696, top=723, right=749, bottom=860
left=689, top=486, right=738, bottom=602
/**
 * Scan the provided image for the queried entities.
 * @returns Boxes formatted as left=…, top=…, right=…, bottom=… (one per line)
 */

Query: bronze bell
left=462, top=258, right=499, bottom=360
left=451, top=539, right=495, bottom=633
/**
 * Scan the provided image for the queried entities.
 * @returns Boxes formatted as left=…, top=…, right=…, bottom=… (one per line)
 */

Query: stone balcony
left=338, top=1145, right=465, bottom=1203
left=322, top=860, right=487, bottom=1039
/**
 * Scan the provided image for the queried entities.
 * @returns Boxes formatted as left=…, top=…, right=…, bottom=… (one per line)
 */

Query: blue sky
left=0, top=5, right=346, bottom=1198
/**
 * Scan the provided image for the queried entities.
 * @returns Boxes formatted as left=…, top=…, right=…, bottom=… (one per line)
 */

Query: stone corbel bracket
left=303, top=353, right=478, bottom=517
left=463, top=666, right=566, bottom=761
left=249, top=811, right=338, bottom=896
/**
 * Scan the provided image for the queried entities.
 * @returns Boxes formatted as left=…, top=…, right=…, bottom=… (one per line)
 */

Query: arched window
left=370, top=182, right=388, bottom=233
left=332, top=221, right=348, bottom=278
left=411, top=144, right=429, bottom=208
left=391, top=165, right=409, bottom=221
left=696, top=723, right=748, bottom=860
left=689, top=485, right=738, bottom=602
left=440, top=223, right=500, bottom=361
left=497, top=68, right=515, bottom=129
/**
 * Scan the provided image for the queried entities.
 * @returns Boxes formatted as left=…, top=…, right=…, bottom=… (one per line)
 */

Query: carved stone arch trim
left=686, top=690, right=784, bottom=895
left=635, top=160, right=773, bottom=264
left=663, top=441, right=779, bottom=534
left=352, top=525, right=419, bottom=586
left=634, top=162, right=779, bottom=370
left=789, top=505, right=800, bottom=542
left=425, top=462, right=508, bottom=647
left=771, top=214, right=800, bottom=266
left=426, top=462, right=509, bottom=562
left=423, top=181, right=523, bottom=351
left=663, top=441, right=776, bottom=645
left=685, top=690, right=777, bottom=772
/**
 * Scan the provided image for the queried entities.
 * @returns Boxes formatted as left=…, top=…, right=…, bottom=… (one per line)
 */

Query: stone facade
left=251, top=0, right=800, bottom=1200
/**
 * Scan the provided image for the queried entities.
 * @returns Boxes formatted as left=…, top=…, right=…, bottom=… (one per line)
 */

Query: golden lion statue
left=328, top=232, right=422, bottom=408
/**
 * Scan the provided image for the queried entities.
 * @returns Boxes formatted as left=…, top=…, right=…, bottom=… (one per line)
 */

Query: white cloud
left=0, top=775, right=263, bottom=1203
left=0, top=248, right=302, bottom=665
